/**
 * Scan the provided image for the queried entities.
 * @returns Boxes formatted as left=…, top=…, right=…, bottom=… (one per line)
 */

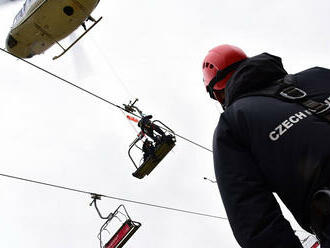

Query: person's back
left=202, top=45, right=330, bottom=248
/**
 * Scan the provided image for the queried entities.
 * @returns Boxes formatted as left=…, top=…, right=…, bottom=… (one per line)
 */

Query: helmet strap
left=206, top=59, right=246, bottom=99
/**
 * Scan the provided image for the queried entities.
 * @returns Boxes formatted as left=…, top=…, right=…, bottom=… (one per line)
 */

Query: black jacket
left=213, top=53, right=330, bottom=248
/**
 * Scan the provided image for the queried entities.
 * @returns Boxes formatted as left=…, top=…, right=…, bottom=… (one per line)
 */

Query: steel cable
left=0, top=172, right=226, bottom=220
left=0, top=48, right=212, bottom=153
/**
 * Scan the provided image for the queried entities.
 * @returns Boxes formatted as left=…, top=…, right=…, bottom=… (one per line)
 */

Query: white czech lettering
left=288, top=116, right=299, bottom=123
left=282, top=120, right=293, bottom=129
left=269, top=131, right=279, bottom=141
left=326, top=96, right=330, bottom=105
left=268, top=95, right=330, bottom=142
left=295, top=112, right=307, bottom=119
left=276, top=124, right=286, bottom=136
left=305, top=110, right=312, bottom=115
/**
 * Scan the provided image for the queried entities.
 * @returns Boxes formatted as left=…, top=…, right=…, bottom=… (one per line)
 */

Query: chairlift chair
left=128, top=120, right=176, bottom=179
left=103, top=215, right=141, bottom=248
left=90, top=195, right=141, bottom=248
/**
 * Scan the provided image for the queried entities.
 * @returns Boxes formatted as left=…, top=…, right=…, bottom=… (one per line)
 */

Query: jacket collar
left=225, top=53, right=288, bottom=108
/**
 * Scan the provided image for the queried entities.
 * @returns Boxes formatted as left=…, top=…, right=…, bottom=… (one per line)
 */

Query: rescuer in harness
left=202, top=44, right=330, bottom=248
left=138, top=115, right=165, bottom=144
left=141, top=138, right=155, bottom=162
left=138, top=115, right=168, bottom=162
left=124, top=99, right=177, bottom=179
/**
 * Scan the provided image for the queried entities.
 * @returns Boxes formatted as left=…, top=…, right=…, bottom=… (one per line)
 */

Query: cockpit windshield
left=12, top=0, right=39, bottom=27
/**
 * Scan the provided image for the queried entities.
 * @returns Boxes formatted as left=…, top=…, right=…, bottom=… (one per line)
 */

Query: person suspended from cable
left=124, top=99, right=176, bottom=179
left=124, top=99, right=166, bottom=143
left=141, top=138, right=155, bottom=162
left=138, top=115, right=165, bottom=144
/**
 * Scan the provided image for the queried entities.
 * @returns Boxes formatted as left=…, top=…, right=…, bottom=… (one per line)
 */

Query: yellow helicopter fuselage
left=6, top=0, right=100, bottom=58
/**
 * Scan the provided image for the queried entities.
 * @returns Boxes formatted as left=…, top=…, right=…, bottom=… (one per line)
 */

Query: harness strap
left=237, top=74, right=330, bottom=123
left=206, top=59, right=246, bottom=99
left=281, top=75, right=330, bottom=122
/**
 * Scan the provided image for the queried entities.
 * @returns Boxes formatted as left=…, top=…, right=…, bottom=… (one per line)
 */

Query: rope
left=0, top=48, right=212, bottom=153
left=0, top=173, right=227, bottom=220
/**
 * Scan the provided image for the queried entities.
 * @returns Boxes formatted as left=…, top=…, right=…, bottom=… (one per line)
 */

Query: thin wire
left=89, top=37, right=138, bottom=134
left=0, top=173, right=227, bottom=220
left=120, top=109, right=139, bottom=134
left=203, top=177, right=217, bottom=183
left=91, top=35, right=134, bottom=99
left=173, top=133, right=212, bottom=152
left=0, top=48, right=131, bottom=114
left=0, top=48, right=212, bottom=153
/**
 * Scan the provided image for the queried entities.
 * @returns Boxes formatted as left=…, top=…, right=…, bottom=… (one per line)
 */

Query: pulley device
left=124, top=99, right=176, bottom=179
left=90, top=194, right=141, bottom=248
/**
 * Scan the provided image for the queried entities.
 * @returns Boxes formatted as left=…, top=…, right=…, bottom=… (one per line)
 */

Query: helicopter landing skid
left=52, top=16, right=102, bottom=60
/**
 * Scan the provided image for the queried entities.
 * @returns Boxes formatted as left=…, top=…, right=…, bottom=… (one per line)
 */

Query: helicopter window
left=22, top=0, right=35, bottom=13
left=12, top=0, right=37, bottom=26
left=13, top=10, right=23, bottom=26
left=25, top=0, right=32, bottom=9
left=13, top=6, right=25, bottom=26
left=63, top=6, right=74, bottom=16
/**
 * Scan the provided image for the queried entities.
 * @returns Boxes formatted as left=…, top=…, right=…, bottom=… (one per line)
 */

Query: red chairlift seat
left=90, top=196, right=141, bottom=248
left=104, top=219, right=141, bottom=248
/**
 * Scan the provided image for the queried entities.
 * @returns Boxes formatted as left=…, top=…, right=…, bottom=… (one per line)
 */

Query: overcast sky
left=0, top=0, right=330, bottom=247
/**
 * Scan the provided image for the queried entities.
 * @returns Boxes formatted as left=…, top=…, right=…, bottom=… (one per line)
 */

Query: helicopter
left=5, top=0, right=102, bottom=59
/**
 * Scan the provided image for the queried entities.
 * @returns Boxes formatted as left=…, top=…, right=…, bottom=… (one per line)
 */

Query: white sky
left=0, top=0, right=330, bottom=247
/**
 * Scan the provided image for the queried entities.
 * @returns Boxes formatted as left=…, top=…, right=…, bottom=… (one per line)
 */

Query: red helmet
left=202, top=44, right=247, bottom=102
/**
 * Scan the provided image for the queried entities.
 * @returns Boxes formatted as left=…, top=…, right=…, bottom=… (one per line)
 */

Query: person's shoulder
left=294, top=66, right=330, bottom=91
left=295, top=66, right=330, bottom=78
left=220, top=97, right=254, bottom=129
left=225, top=95, right=267, bottom=116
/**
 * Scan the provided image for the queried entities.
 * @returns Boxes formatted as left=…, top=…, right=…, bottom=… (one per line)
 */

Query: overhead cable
left=0, top=173, right=227, bottom=220
left=0, top=48, right=212, bottom=153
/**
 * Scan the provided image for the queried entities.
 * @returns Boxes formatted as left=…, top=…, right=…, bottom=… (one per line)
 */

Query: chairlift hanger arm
left=91, top=195, right=131, bottom=222
left=127, top=106, right=143, bottom=117
left=132, top=106, right=144, bottom=117
left=123, top=99, right=145, bottom=117
left=90, top=194, right=115, bottom=220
